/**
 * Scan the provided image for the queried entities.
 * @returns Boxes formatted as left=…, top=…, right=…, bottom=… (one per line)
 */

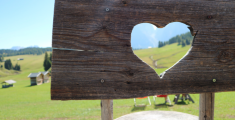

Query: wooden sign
left=51, top=0, right=235, bottom=100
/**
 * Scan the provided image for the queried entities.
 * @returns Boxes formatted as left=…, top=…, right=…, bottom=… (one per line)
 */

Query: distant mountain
left=11, top=46, right=24, bottom=50
left=11, top=45, right=40, bottom=51
left=28, top=45, right=39, bottom=48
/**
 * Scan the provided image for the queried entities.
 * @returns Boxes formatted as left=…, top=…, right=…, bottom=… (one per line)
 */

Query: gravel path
left=115, top=111, right=198, bottom=120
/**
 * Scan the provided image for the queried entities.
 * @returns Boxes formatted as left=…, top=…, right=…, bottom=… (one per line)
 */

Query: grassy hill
left=0, top=54, right=45, bottom=82
left=0, top=44, right=189, bottom=81
left=134, top=43, right=191, bottom=75
left=0, top=48, right=235, bottom=119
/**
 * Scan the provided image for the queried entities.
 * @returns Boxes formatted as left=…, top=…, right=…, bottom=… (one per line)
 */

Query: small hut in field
left=1, top=80, right=16, bottom=88
left=28, top=71, right=50, bottom=86
left=28, top=72, right=44, bottom=86
left=41, top=71, right=50, bottom=83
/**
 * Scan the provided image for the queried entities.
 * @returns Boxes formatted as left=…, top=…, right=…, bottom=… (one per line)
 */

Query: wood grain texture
left=199, top=93, right=215, bottom=120
left=51, top=0, right=235, bottom=100
left=101, top=100, right=113, bottom=120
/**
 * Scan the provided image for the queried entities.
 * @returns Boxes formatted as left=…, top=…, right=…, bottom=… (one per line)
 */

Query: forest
left=158, top=32, right=194, bottom=48
left=0, top=47, right=52, bottom=57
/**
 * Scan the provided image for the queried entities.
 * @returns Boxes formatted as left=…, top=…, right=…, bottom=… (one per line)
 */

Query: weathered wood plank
left=101, top=100, right=113, bottom=120
left=51, top=0, right=235, bottom=100
left=199, top=93, right=215, bottom=120
left=51, top=70, right=235, bottom=100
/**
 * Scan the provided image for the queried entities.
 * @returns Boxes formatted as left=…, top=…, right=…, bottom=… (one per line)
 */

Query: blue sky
left=0, top=0, right=190, bottom=49
left=0, top=0, right=55, bottom=49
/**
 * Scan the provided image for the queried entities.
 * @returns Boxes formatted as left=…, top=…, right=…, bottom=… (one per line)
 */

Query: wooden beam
left=199, top=93, right=215, bottom=120
left=101, top=99, right=113, bottom=120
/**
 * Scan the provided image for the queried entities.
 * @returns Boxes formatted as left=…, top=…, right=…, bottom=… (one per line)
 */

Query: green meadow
left=0, top=45, right=235, bottom=120
left=133, top=43, right=191, bottom=75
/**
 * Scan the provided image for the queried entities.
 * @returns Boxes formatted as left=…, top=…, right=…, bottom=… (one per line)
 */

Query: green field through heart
left=131, top=22, right=194, bottom=75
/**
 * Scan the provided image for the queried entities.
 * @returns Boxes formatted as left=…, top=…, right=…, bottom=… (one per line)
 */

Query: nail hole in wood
left=126, top=81, right=131, bottom=84
left=102, top=26, right=106, bottom=29
left=207, top=15, right=213, bottom=19
left=129, top=72, right=134, bottom=76
left=122, top=1, right=127, bottom=4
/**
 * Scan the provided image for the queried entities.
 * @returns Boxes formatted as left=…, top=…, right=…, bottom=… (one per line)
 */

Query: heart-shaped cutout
left=131, top=22, right=194, bottom=77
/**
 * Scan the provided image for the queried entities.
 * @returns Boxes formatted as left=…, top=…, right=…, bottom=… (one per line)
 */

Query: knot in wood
left=217, top=50, right=235, bottom=63
left=102, top=26, right=107, bottom=30
left=126, top=81, right=131, bottom=84
left=128, top=70, right=134, bottom=76
left=122, top=1, right=127, bottom=4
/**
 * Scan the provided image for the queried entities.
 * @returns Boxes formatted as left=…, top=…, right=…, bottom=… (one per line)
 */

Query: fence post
left=101, top=99, right=113, bottom=120
left=199, top=93, right=215, bottom=120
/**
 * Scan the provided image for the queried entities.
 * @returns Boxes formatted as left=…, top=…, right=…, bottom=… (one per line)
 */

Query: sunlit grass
left=133, top=43, right=191, bottom=75
left=0, top=80, right=234, bottom=119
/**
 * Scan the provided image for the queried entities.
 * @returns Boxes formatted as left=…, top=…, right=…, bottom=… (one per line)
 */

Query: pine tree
left=182, top=41, right=186, bottom=47
left=158, top=41, right=161, bottom=48
left=18, top=65, right=21, bottom=71
left=4, top=59, right=13, bottom=70
left=177, top=40, right=181, bottom=45
left=43, top=52, right=51, bottom=71
left=43, top=52, right=48, bottom=70
left=0, top=55, right=3, bottom=62
left=158, top=41, right=164, bottom=48
left=13, top=63, right=21, bottom=71
left=49, top=53, right=52, bottom=62
left=185, top=39, right=190, bottom=45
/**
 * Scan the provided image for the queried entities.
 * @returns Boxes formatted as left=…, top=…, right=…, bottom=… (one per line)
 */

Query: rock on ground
left=115, top=111, right=198, bottom=120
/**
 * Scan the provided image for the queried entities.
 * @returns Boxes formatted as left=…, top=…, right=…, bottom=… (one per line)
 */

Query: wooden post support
left=101, top=99, right=113, bottom=120
left=199, top=93, right=215, bottom=120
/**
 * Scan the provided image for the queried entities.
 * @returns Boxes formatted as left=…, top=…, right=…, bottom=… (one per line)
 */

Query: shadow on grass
left=131, top=105, right=146, bottom=111
left=1, top=87, right=11, bottom=89
left=154, top=103, right=174, bottom=109
left=25, top=85, right=35, bottom=87
left=175, top=100, right=188, bottom=105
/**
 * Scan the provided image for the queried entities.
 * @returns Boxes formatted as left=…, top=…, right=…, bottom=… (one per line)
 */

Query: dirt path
left=149, top=50, right=186, bottom=68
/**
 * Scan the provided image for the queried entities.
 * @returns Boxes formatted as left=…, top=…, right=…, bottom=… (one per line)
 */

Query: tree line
left=158, top=32, right=193, bottom=48
left=0, top=47, right=52, bottom=57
